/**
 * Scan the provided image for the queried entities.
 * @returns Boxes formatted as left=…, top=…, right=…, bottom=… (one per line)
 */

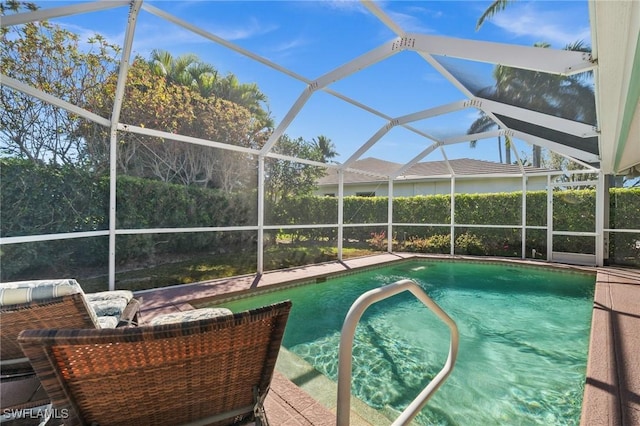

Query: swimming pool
left=207, top=260, right=595, bottom=425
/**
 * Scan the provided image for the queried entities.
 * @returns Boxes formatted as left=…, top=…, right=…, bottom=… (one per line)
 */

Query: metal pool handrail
left=336, top=279, right=459, bottom=426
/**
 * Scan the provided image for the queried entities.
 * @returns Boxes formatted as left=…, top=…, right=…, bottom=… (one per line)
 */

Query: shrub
left=403, top=234, right=450, bottom=254
left=366, top=231, right=398, bottom=251
left=455, top=233, right=485, bottom=255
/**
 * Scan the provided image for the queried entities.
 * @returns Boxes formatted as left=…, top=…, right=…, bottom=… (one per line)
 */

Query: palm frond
left=476, top=0, right=513, bottom=30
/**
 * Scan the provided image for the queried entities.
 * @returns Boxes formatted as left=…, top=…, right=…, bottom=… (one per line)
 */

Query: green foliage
left=264, top=245, right=335, bottom=270
left=0, top=158, right=108, bottom=277
left=454, top=232, right=485, bottom=255
left=0, top=159, right=253, bottom=280
left=609, top=187, right=640, bottom=266
left=403, top=234, right=450, bottom=254
left=1, top=158, right=108, bottom=236
left=553, top=189, right=596, bottom=232
left=366, top=231, right=398, bottom=251
left=2, top=157, right=638, bottom=281
left=393, top=195, right=450, bottom=224
left=610, top=187, right=640, bottom=229
left=525, top=191, right=547, bottom=226
left=1, top=1, right=120, bottom=164
left=455, top=192, right=521, bottom=225
left=265, top=135, right=327, bottom=203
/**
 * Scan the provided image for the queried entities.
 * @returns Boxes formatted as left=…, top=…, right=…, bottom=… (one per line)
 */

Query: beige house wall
left=315, top=175, right=549, bottom=197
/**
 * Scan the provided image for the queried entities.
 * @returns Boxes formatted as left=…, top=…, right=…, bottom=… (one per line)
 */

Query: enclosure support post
left=521, top=175, right=527, bottom=259
left=107, top=2, right=141, bottom=291
left=337, top=170, right=344, bottom=261
left=595, top=171, right=606, bottom=266
left=546, top=174, right=553, bottom=261
left=257, top=156, right=265, bottom=273
left=388, top=178, right=394, bottom=253
left=603, top=175, right=612, bottom=265
left=450, top=176, right=456, bottom=255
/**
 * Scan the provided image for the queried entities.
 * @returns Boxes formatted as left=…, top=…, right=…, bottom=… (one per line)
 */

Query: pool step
left=276, top=347, right=393, bottom=426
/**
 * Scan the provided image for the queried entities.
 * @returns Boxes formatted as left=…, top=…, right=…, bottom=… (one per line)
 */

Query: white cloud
left=270, top=37, right=308, bottom=54
left=205, top=17, right=278, bottom=41
left=386, top=10, right=436, bottom=34
left=490, top=4, right=590, bottom=47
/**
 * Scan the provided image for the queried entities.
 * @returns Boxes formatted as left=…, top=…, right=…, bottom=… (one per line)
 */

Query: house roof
left=318, top=157, right=556, bottom=186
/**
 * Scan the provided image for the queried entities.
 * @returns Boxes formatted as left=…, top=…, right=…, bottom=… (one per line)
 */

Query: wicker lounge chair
left=1, top=279, right=140, bottom=378
left=0, top=279, right=140, bottom=421
left=17, top=300, right=292, bottom=426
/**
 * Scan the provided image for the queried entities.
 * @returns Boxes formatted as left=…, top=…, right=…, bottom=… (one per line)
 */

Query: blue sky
left=36, top=0, right=592, bottom=165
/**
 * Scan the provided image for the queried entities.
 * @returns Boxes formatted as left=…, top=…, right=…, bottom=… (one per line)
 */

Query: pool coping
left=135, top=253, right=640, bottom=425
left=581, top=266, right=640, bottom=426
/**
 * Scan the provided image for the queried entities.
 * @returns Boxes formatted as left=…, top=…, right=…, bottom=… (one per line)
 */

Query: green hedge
left=1, top=159, right=638, bottom=280
left=1, top=159, right=253, bottom=279
left=1, top=159, right=108, bottom=277
left=609, top=188, right=640, bottom=266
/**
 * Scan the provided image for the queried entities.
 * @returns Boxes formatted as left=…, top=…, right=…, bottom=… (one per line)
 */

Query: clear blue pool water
left=209, top=260, right=595, bottom=425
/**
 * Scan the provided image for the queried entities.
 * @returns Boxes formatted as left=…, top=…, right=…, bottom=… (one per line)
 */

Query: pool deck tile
left=136, top=253, right=415, bottom=322
left=265, top=371, right=336, bottom=426
left=581, top=267, right=640, bottom=426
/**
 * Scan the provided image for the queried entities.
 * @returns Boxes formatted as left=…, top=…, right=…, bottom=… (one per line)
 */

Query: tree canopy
left=0, top=1, right=335, bottom=199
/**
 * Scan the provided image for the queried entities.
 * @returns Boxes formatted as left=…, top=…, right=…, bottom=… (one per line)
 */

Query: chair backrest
left=18, top=300, right=292, bottom=426
left=1, top=291, right=99, bottom=376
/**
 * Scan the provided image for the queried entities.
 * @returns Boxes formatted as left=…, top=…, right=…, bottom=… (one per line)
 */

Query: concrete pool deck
left=581, top=266, right=640, bottom=426
left=134, top=253, right=640, bottom=425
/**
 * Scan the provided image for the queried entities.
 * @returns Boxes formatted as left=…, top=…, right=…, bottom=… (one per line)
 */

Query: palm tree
left=312, top=135, right=338, bottom=163
left=148, top=49, right=218, bottom=97
left=467, top=113, right=512, bottom=164
left=469, top=41, right=595, bottom=167
left=147, top=50, right=273, bottom=131
left=214, top=74, right=273, bottom=129
left=476, top=0, right=514, bottom=30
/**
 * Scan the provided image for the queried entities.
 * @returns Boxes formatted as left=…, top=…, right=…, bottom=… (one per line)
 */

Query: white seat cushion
left=0, top=279, right=82, bottom=306
left=96, top=316, right=120, bottom=329
left=88, top=298, right=130, bottom=318
left=84, top=290, right=134, bottom=303
left=149, top=308, right=233, bottom=325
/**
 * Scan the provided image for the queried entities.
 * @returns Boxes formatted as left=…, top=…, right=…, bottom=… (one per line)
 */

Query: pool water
left=209, top=260, right=595, bottom=425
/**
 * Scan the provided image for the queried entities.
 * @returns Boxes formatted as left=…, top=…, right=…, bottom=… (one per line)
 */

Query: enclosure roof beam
left=409, top=33, right=594, bottom=76
left=265, top=152, right=342, bottom=170
left=118, top=123, right=260, bottom=155
left=342, top=100, right=467, bottom=168
left=477, top=98, right=599, bottom=138
left=361, top=0, right=480, bottom=178
left=142, top=3, right=306, bottom=83
left=441, top=130, right=505, bottom=146
left=143, top=2, right=431, bottom=160
left=109, top=2, right=141, bottom=131
left=397, top=100, right=469, bottom=125
left=260, top=38, right=404, bottom=155
left=362, top=0, right=601, bottom=177
left=342, top=124, right=395, bottom=169
left=117, top=121, right=343, bottom=171
left=512, top=130, right=600, bottom=164
left=0, top=0, right=130, bottom=27
left=391, top=143, right=442, bottom=179
left=0, top=74, right=110, bottom=127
